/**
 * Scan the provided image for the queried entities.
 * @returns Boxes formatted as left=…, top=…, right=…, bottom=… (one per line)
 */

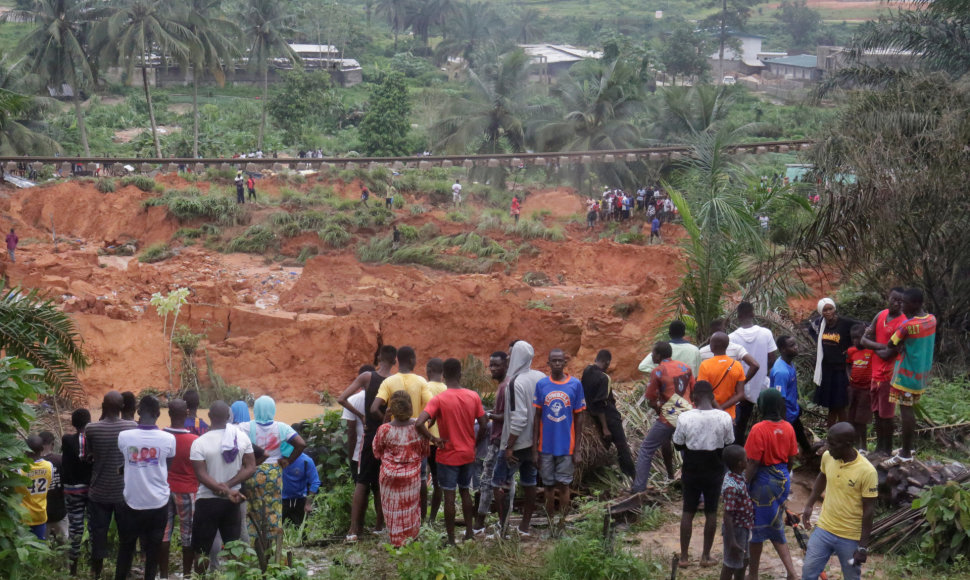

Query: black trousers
left=735, top=400, right=755, bottom=446
left=115, top=503, right=167, bottom=580
left=790, top=412, right=813, bottom=454
left=603, top=406, right=636, bottom=479
left=282, top=497, right=307, bottom=527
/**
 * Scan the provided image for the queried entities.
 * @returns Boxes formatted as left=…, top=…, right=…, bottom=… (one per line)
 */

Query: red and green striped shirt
left=890, top=314, right=937, bottom=394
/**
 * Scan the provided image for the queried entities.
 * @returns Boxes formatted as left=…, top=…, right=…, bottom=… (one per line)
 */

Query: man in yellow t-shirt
left=801, top=423, right=878, bottom=580
left=370, top=346, right=432, bottom=422
left=18, top=435, right=53, bottom=540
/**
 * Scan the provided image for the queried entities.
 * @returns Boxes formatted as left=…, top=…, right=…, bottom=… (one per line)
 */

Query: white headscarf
left=813, top=297, right=836, bottom=385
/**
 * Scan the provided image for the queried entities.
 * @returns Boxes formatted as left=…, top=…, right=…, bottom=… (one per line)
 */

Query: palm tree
left=182, top=0, right=239, bottom=157
left=0, top=283, right=88, bottom=406
left=433, top=49, right=537, bottom=155
left=649, top=84, right=736, bottom=143
left=93, top=0, right=198, bottom=157
left=0, top=52, right=61, bottom=155
left=239, top=0, right=298, bottom=150
left=376, top=0, right=407, bottom=50
left=5, top=0, right=96, bottom=156
left=433, top=1, right=503, bottom=67
left=511, top=7, right=542, bottom=44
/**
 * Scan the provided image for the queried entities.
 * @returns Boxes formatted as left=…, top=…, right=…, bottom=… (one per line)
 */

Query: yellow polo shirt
left=817, top=451, right=878, bottom=540
left=376, top=373, right=432, bottom=420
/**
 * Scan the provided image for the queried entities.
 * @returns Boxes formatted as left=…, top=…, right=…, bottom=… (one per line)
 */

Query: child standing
left=373, top=391, right=429, bottom=547
left=846, top=324, right=875, bottom=452
left=18, top=435, right=53, bottom=540
left=720, top=444, right=754, bottom=580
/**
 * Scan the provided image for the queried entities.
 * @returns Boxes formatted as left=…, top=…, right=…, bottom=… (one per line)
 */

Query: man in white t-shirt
left=728, top=302, right=778, bottom=445
left=190, top=401, right=256, bottom=575
left=341, top=384, right=366, bottom=479
left=116, top=395, right=177, bottom=580
left=452, top=179, right=462, bottom=207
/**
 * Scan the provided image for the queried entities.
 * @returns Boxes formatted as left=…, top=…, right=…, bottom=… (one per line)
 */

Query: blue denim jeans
left=801, top=526, right=862, bottom=580
left=631, top=421, right=675, bottom=492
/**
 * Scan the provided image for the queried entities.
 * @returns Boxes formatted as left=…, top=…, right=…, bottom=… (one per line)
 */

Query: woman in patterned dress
left=373, top=391, right=430, bottom=547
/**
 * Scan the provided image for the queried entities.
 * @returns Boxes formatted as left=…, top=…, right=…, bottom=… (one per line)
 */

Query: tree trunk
left=142, top=65, right=162, bottom=158
left=72, top=91, right=90, bottom=157
left=258, top=64, right=268, bottom=150
left=718, top=0, right=727, bottom=82
left=192, top=70, right=200, bottom=158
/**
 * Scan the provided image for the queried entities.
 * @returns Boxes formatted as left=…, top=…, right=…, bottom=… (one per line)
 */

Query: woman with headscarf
left=744, top=389, right=799, bottom=580
left=372, top=390, right=429, bottom=547
left=809, top=297, right=859, bottom=426
left=230, top=401, right=251, bottom=425
left=239, top=396, right=306, bottom=565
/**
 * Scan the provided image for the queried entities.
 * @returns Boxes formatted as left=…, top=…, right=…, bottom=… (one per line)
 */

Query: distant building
left=764, top=54, right=821, bottom=82
left=708, top=33, right=768, bottom=76
left=519, top=44, right=603, bottom=81
left=816, top=45, right=916, bottom=75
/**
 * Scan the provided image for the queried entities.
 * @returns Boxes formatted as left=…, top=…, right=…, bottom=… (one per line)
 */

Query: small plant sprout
left=150, top=287, right=191, bottom=390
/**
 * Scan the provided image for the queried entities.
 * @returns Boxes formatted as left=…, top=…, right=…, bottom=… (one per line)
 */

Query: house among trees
left=520, top=44, right=603, bottom=82
left=708, top=33, right=786, bottom=78
left=763, top=54, right=821, bottom=82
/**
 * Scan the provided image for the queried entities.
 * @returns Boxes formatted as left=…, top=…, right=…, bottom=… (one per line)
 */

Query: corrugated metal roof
left=519, top=44, right=602, bottom=64
left=765, top=54, right=818, bottom=68
left=289, top=44, right=339, bottom=54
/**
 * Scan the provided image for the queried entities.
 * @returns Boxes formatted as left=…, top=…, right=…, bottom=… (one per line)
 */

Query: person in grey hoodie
left=491, top=340, right=546, bottom=536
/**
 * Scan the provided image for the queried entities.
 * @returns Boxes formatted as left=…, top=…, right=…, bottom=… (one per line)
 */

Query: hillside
left=0, top=171, right=686, bottom=403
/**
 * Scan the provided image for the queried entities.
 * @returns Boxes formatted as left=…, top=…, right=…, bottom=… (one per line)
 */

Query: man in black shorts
left=337, top=345, right=396, bottom=541
left=189, top=401, right=256, bottom=574
left=672, top=381, right=735, bottom=568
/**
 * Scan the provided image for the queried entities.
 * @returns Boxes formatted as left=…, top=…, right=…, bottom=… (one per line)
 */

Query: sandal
left=880, top=453, right=914, bottom=468
left=345, top=534, right=358, bottom=543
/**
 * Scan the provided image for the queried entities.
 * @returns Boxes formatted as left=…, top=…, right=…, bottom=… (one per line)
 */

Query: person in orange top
left=631, top=342, right=695, bottom=493
left=697, top=332, right=746, bottom=419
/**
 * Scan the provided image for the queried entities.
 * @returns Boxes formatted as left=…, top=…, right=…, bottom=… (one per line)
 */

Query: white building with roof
left=519, top=44, right=603, bottom=80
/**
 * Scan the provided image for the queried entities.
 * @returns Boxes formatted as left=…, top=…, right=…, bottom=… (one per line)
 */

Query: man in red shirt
left=631, top=342, right=695, bottom=494
left=416, top=358, right=487, bottom=544
left=161, top=399, right=199, bottom=579
left=860, top=287, right=906, bottom=455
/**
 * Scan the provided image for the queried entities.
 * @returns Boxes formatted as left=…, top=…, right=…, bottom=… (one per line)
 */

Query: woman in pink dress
left=372, top=391, right=430, bottom=547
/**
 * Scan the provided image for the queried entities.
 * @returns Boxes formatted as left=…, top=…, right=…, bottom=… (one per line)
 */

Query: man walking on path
left=85, top=391, right=136, bottom=580
left=632, top=342, right=695, bottom=493
left=6, top=227, right=18, bottom=262
left=160, top=400, right=198, bottom=580
left=870, top=288, right=937, bottom=467
left=581, top=349, right=635, bottom=479
left=417, top=358, right=487, bottom=544
left=860, top=287, right=906, bottom=455
left=189, top=401, right=256, bottom=574
left=729, top=302, right=778, bottom=445
left=532, top=349, right=585, bottom=530
left=672, top=381, right=734, bottom=569
left=115, top=396, right=176, bottom=580
left=492, top=340, right=545, bottom=537
left=801, top=423, right=877, bottom=580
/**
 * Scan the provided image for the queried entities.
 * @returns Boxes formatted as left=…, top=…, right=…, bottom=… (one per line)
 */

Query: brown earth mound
left=0, top=176, right=685, bottom=404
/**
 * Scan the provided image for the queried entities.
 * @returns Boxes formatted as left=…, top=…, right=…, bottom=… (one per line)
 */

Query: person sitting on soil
left=374, top=391, right=429, bottom=547
left=800, top=422, right=877, bottom=580
left=416, top=358, right=487, bottom=544
left=632, top=342, right=695, bottom=494
left=672, top=381, right=734, bottom=569
left=720, top=444, right=754, bottom=580
left=184, top=389, right=209, bottom=436
left=531, top=349, right=586, bottom=534
left=845, top=325, right=874, bottom=452
left=769, top=335, right=813, bottom=456
left=581, top=349, right=635, bottom=479
left=18, top=434, right=52, bottom=541
left=744, top=389, right=800, bottom=580
left=115, top=396, right=176, bottom=580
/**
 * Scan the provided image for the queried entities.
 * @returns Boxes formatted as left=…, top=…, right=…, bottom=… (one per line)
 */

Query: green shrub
left=174, top=227, right=204, bottom=240
left=446, top=210, right=468, bottom=223
left=144, top=189, right=246, bottom=226
left=226, top=225, right=276, bottom=253
left=319, top=224, right=351, bottom=248
left=526, top=299, right=552, bottom=310
left=356, top=235, right=393, bottom=262
left=397, top=224, right=419, bottom=242
left=911, top=482, right=970, bottom=564
left=138, top=243, right=173, bottom=263
left=418, top=222, right=439, bottom=239
left=393, top=196, right=405, bottom=209
left=546, top=507, right=664, bottom=579
left=504, top=221, right=565, bottom=241
left=368, top=205, right=393, bottom=226
left=523, top=271, right=551, bottom=287
left=615, top=232, right=645, bottom=244
left=389, top=528, right=489, bottom=579
left=204, top=167, right=236, bottom=181
left=409, top=204, right=427, bottom=215
left=97, top=178, right=116, bottom=193
left=121, top=175, right=159, bottom=192
left=296, top=245, right=319, bottom=264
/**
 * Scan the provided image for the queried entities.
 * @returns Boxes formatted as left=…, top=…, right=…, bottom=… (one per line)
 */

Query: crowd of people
left=584, top=185, right=677, bottom=243
left=15, top=286, right=935, bottom=580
